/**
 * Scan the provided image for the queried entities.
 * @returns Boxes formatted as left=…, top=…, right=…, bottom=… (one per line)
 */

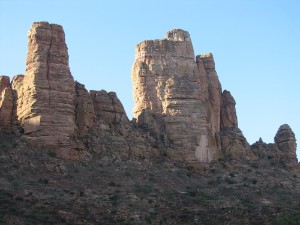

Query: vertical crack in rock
left=46, top=25, right=53, bottom=116
left=10, top=22, right=79, bottom=159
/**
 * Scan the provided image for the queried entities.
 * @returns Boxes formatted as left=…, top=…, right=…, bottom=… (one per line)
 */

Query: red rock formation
left=0, top=76, right=13, bottom=130
left=132, top=29, right=221, bottom=163
left=221, top=90, right=238, bottom=128
left=75, top=82, right=95, bottom=138
left=196, top=53, right=222, bottom=135
left=275, top=124, right=297, bottom=164
left=10, top=22, right=80, bottom=159
left=0, top=22, right=297, bottom=165
left=220, top=90, right=253, bottom=159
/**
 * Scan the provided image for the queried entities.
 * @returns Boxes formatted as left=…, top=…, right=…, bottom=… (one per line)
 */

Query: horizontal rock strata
left=0, top=22, right=297, bottom=165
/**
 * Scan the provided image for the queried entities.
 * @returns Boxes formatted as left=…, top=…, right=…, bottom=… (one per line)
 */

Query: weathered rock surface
left=74, top=81, right=161, bottom=161
left=221, top=90, right=238, bottom=129
left=75, top=82, right=96, bottom=138
left=196, top=53, right=222, bottom=136
left=0, top=22, right=162, bottom=161
left=12, top=22, right=77, bottom=152
left=250, top=124, right=297, bottom=167
left=1, top=22, right=299, bottom=225
left=132, top=29, right=220, bottom=163
left=196, top=53, right=223, bottom=160
left=275, top=124, right=297, bottom=163
left=0, top=76, right=10, bottom=93
left=0, top=22, right=297, bottom=166
left=131, top=29, right=298, bottom=164
left=219, top=90, right=252, bottom=160
left=0, top=76, right=13, bottom=130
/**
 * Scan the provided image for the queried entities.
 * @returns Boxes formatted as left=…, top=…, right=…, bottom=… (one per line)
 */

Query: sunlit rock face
left=1, top=22, right=297, bottom=165
left=11, top=22, right=81, bottom=158
left=132, top=29, right=223, bottom=163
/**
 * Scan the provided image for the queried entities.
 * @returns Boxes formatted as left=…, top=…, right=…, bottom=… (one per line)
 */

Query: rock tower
left=0, top=23, right=297, bottom=165
left=132, top=29, right=225, bottom=163
left=10, top=22, right=78, bottom=157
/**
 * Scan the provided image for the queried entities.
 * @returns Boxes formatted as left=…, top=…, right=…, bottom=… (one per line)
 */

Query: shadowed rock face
left=0, top=76, right=13, bottom=130
left=249, top=124, right=298, bottom=166
left=275, top=124, right=297, bottom=163
left=221, top=90, right=238, bottom=129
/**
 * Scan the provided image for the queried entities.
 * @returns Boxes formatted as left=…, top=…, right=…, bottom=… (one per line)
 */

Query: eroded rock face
left=0, top=76, right=13, bottom=130
left=250, top=125, right=298, bottom=165
left=75, top=82, right=95, bottom=138
left=11, top=22, right=78, bottom=158
left=0, top=76, right=10, bottom=93
left=132, top=29, right=221, bottom=163
left=196, top=53, right=222, bottom=136
left=221, top=90, right=237, bottom=128
left=275, top=124, right=297, bottom=163
left=219, top=90, right=254, bottom=160
left=1, top=22, right=298, bottom=165
left=90, top=90, right=129, bottom=133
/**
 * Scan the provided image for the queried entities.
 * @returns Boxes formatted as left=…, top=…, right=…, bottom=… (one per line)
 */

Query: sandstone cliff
left=132, top=30, right=217, bottom=163
left=11, top=22, right=77, bottom=158
left=0, top=76, right=13, bottom=130
left=0, top=22, right=299, bottom=225
left=0, top=22, right=297, bottom=166
left=132, top=29, right=250, bottom=163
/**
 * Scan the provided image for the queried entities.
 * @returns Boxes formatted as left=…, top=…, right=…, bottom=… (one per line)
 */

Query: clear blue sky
left=1, top=0, right=299, bottom=158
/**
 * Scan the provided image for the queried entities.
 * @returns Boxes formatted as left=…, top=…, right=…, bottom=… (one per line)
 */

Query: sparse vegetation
left=0, top=139, right=299, bottom=224
left=47, top=150, right=57, bottom=158
left=273, top=213, right=300, bottom=225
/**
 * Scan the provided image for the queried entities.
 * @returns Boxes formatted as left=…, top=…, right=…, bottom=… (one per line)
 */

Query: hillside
left=0, top=22, right=299, bottom=225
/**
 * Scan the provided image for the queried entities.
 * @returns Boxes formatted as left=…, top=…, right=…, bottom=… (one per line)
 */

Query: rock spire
left=0, top=23, right=297, bottom=165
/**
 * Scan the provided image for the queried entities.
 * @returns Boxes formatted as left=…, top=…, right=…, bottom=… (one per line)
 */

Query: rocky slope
left=0, top=22, right=299, bottom=224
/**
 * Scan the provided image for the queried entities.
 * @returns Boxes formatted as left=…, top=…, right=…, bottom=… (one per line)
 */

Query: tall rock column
left=220, top=90, right=238, bottom=128
left=275, top=124, right=297, bottom=164
left=220, top=90, right=251, bottom=159
left=132, top=29, right=218, bottom=163
left=196, top=53, right=223, bottom=159
left=196, top=53, right=222, bottom=136
left=0, top=76, right=13, bottom=130
left=12, top=22, right=77, bottom=153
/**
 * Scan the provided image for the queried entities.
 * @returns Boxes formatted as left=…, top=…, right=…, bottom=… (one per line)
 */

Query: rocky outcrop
left=74, top=81, right=161, bottom=161
left=275, top=124, right=297, bottom=164
left=0, top=76, right=13, bottom=130
left=0, top=22, right=298, bottom=165
left=250, top=124, right=297, bottom=166
left=12, top=22, right=77, bottom=151
left=132, top=29, right=225, bottom=163
left=196, top=53, right=222, bottom=136
left=221, top=90, right=238, bottom=129
left=75, top=82, right=95, bottom=138
left=0, top=22, right=162, bottom=161
left=219, top=90, right=252, bottom=160
left=0, top=76, right=10, bottom=93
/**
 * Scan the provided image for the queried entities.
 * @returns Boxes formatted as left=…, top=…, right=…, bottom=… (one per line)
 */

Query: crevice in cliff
left=46, top=25, right=53, bottom=117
